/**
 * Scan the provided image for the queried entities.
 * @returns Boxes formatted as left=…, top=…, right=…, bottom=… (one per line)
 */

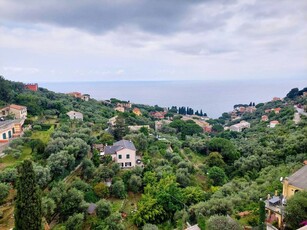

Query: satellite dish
left=280, top=177, right=283, bottom=182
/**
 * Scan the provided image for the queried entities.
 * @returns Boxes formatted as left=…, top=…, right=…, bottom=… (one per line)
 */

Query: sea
left=40, top=79, right=307, bottom=118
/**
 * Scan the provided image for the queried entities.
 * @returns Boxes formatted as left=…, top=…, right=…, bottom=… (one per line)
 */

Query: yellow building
left=282, top=164, right=307, bottom=199
left=265, top=164, right=307, bottom=229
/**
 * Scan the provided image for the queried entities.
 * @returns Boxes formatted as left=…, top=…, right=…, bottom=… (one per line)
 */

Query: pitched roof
left=104, top=145, right=121, bottom=154
left=288, top=165, right=307, bottom=190
left=9, top=104, right=26, bottom=110
left=104, top=140, right=136, bottom=154
left=66, top=111, right=83, bottom=116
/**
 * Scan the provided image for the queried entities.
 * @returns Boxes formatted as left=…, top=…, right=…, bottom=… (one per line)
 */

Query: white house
left=81, top=94, right=90, bottom=101
left=269, top=120, right=279, bottom=128
left=103, top=140, right=136, bottom=168
left=229, top=120, right=250, bottom=132
left=66, top=111, right=83, bottom=121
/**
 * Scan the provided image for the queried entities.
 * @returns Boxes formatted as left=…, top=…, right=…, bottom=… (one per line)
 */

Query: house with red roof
left=261, top=115, right=269, bottom=121
left=269, top=120, right=279, bottom=128
left=0, top=104, right=27, bottom=119
left=150, top=111, right=166, bottom=119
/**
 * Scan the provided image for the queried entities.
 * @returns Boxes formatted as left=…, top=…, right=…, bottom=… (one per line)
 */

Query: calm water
left=40, top=79, right=307, bottom=118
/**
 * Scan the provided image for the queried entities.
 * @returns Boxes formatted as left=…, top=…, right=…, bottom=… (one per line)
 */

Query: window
left=118, top=155, right=122, bottom=159
left=2, top=133, right=6, bottom=140
left=126, top=154, right=130, bottom=159
left=125, top=162, right=131, bottom=167
left=8, top=131, right=12, bottom=138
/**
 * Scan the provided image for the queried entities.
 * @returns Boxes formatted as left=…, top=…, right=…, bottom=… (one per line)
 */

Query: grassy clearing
left=31, top=125, right=54, bottom=144
left=0, top=125, right=54, bottom=170
left=0, top=146, right=32, bottom=170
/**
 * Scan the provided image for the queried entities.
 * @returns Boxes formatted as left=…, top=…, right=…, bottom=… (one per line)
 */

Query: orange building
left=24, top=83, right=38, bottom=91
left=132, top=108, right=142, bottom=116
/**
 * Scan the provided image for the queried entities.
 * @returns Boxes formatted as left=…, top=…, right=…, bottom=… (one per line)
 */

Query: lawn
left=31, top=125, right=54, bottom=144
left=0, top=125, right=54, bottom=170
left=0, top=146, right=32, bottom=170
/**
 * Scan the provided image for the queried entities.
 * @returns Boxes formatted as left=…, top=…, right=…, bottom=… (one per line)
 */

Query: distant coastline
left=40, top=79, right=307, bottom=118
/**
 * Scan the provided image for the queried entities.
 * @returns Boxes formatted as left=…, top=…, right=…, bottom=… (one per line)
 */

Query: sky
left=0, top=0, right=306, bottom=82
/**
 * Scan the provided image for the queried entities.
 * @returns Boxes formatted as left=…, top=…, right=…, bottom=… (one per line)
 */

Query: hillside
left=0, top=76, right=307, bottom=230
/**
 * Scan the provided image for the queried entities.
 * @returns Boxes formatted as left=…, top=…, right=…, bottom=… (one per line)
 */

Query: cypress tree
left=15, top=160, right=42, bottom=230
left=259, top=199, right=266, bottom=230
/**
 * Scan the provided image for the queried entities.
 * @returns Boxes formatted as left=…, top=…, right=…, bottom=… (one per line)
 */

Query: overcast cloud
left=0, top=0, right=306, bottom=82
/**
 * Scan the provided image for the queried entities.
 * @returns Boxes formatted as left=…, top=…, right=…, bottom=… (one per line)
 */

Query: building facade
left=103, top=140, right=136, bottom=168
left=0, top=119, right=25, bottom=143
left=0, top=104, right=27, bottom=119
left=24, top=83, right=38, bottom=91
left=66, top=111, right=83, bottom=121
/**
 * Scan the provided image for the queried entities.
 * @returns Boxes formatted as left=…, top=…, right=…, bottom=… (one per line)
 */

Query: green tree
left=285, top=191, right=307, bottom=230
left=206, top=152, right=226, bottom=168
left=259, top=199, right=265, bottom=230
left=47, top=150, right=75, bottom=178
left=207, top=215, right=241, bottom=230
left=42, top=197, right=56, bottom=223
left=0, top=183, right=10, bottom=202
left=286, top=88, right=299, bottom=99
left=197, top=214, right=206, bottom=230
left=140, top=126, right=149, bottom=136
left=0, top=165, right=17, bottom=184
left=182, top=186, right=207, bottom=205
left=66, top=213, right=84, bottom=230
left=208, top=166, right=228, bottom=186
left=61, top=188, right=86, bottom=220
left=133, top=193, right=166, bottom=226
left=208, top=138, right=239, bottom=164
left=15, top=160, right=42, bottom=230
left=94, top=182, right=110, bottom=198
left=33, top=165, right=51, bottom=188
left=113, top=116, right=128, bottom=140
left=111, top=180, right=126, bottom=199
left=96, top=199, right=112, bottom=219
left=100, top=131, right=114, bottom=145
left=128, top=175, right=142, bottom=193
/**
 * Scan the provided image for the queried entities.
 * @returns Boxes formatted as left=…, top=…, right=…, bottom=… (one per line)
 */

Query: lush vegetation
left=0, top=76, right=306, bottom=230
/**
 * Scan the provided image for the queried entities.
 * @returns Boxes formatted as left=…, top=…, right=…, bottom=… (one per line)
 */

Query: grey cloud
left=0, top=0, right=235, bottom=34
left=166, top=41, right=236, bottom=56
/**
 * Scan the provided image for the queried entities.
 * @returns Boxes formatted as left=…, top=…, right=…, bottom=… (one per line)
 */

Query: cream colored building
left=103, top=140, right=136, bottom=168
left=282, top=165, right=307, bottom=199
left=265, top=164, right=307, bottom=229
left=229, top=120, right=250, bottom=132
left=114, top=106, right=125, bottom=112
left=0, top=119, right=24, bottom=143
left=66, top=111, right=83, bottom=121
left=0, top=104, right=27, bottom=119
